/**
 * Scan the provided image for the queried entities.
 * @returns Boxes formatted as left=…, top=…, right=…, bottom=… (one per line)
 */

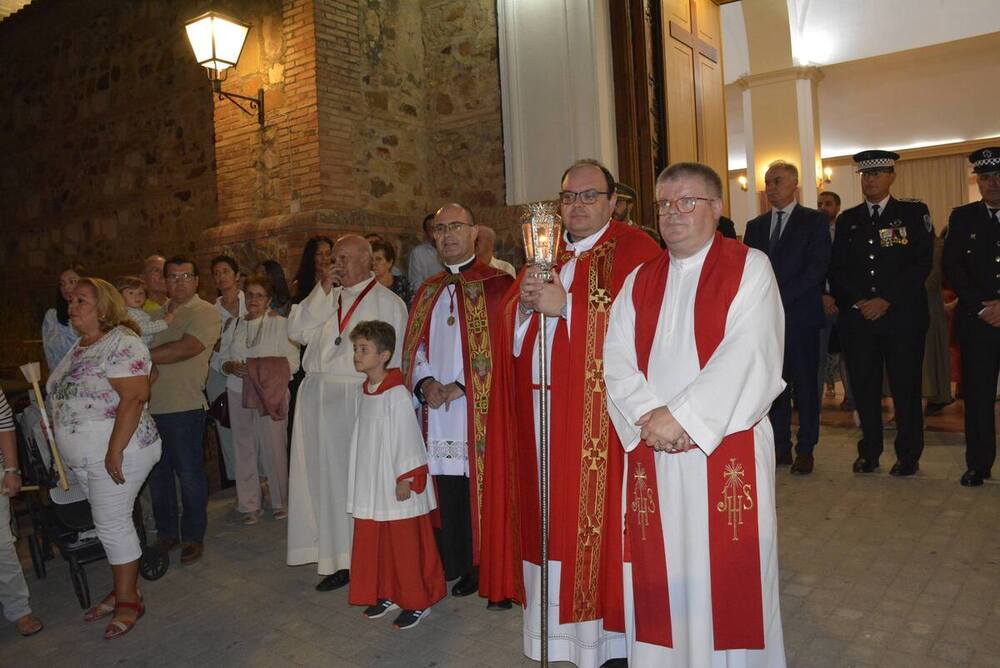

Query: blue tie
left=769, top=210, right=785, bottom=255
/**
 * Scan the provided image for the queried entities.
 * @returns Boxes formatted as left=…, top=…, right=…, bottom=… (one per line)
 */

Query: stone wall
left=0, top=0, right=514, bottom=375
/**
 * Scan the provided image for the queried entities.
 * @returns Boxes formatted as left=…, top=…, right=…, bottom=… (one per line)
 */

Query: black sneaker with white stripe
left=363, top=599, right=399, bottom=619
left=392, top=608, right=429, bottom=629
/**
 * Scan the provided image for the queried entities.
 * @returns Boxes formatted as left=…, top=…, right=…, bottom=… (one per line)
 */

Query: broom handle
left=30, top=381, right=69, bottom=491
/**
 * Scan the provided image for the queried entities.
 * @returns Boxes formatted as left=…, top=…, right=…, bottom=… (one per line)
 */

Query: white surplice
left=603, top=242, right=787, bottom=668
left=347, top=383, right=436, bottom=521
left=411, top=266, right=468, bottom=477
left=285, top=276, right=407, bottom=574
left=513, top=222, right=627, bottom=668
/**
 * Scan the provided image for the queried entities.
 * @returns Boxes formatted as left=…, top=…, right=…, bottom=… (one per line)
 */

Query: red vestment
left=481, top=221, right=661, bottom=627
left=402, top=260, right=515, bottom=571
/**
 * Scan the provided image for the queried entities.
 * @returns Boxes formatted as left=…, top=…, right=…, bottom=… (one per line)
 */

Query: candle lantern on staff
left=521, top=201, right=561, bottom=667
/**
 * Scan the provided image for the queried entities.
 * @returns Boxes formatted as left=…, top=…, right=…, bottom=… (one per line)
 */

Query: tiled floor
left=4, top=423, right=1000, bottom=667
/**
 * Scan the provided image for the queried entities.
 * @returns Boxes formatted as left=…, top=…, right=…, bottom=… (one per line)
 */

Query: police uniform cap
left=968, top=147, right=1000, bottom=175
left=615, top=183, right=637, bottom=201
left=853, top=149, right=900, bottom=173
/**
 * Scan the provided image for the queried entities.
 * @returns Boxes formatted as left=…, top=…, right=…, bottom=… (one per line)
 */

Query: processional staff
left=522, top=202, right=562, bottom=668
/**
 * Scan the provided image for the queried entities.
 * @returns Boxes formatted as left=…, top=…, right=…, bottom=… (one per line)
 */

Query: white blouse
left=224, top=314, right=300, bottom=393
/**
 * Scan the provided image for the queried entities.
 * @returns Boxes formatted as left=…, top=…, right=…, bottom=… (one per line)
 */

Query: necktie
left=769, top=210, right=785, bottom=254
left=871, top=204, right=881, bottom=224
left=990, top=208, right=998, bottom=223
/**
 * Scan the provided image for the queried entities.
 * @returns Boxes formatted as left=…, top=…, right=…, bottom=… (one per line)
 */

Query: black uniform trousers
left=771, top=324, right=821, bottom=455
left=957, top=316, right=1000, bottom=473
left=840, top=308, right=926, bottom=465
left=433, top=474, right=474, bottom=581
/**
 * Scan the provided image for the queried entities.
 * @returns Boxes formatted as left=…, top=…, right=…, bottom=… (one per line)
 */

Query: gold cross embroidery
left=631, top=462, right=657, bottom=541
left=716, top=458, right=754, bottom=541
left=589, top=287, right=611, bottom=312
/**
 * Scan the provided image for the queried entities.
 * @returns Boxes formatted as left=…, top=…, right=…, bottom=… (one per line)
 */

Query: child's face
left=121, top=286, right=146, bottom=308
left=352, top=338, right=391, bottom=376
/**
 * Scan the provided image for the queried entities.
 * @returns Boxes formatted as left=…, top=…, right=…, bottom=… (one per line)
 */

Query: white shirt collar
left=771, top=201, right=796, bottom=220
left=564, top=221, right=610, bottom=255
left=866, top=195, right=890, bottom=215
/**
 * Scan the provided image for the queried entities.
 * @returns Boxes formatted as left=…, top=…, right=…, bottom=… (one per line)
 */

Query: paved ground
left=4, top=424, right=1000, bottom=667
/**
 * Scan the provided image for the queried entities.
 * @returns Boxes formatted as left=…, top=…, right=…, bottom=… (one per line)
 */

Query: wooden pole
left=19, top=363, right=69, bottom=491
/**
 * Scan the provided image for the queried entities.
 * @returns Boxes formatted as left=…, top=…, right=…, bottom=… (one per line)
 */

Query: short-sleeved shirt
left=148, top=295, right=222, bottom=415
left=45, top=326, right=159, bottom=449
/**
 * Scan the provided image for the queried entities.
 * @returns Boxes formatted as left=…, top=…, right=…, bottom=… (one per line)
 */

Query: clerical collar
left=564, top=220, right=610, bottom=254
left=342, top=274, right=375, bottom=294
left=445, top=257, right=476, bottom=274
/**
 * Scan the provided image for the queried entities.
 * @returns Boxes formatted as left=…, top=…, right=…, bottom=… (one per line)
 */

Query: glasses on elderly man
left=558, top=189, right=611, bottom=206
left=431, top=221, right=475, bottom=236
left=654, top=196, right=716, bottom=215
left=165, top=272, right=197, bottom=282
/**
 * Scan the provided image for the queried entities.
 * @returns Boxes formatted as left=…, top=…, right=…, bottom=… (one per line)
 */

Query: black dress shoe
left=960, top=469, right=986, bottom=487
left=775, top=451, right=793, bottom=466
left=889, top=460, right=919, bottom=477
left=451, top=573, right=479, bottom=597
left=316, top=569, right=350, bottom=591
left=790, top=453, right=814, bottom=475
left=852, top=456, right=878, bottom=473
left=600, top=659, right=628, bottom=668
left=487, top=598, right=513, bottom=611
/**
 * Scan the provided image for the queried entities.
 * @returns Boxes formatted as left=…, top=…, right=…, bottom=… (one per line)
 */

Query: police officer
left=830, top=150, right=933, bottom=476
left=943, top=147, right=1000, bottom=487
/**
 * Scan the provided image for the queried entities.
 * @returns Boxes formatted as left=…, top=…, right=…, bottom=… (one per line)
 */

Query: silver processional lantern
left=521, top=201, right=561, bottom=667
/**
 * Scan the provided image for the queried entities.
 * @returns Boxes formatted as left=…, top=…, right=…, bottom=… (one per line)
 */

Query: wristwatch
left=2, top=468, right=21, bottom=477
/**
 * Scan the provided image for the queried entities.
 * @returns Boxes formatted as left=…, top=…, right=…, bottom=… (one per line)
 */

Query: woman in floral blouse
left=46, top=277, right=161, bottom=640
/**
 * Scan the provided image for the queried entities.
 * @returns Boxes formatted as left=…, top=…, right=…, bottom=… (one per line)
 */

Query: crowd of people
left=0, top=147, right=996, bottom=667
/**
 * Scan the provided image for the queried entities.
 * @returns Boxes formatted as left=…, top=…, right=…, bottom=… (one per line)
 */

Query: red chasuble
left=625, top=233, right=766, bottom=650
left=481, top=221, right=660, bottom=627
left=402, top=260, right=514, bottom=569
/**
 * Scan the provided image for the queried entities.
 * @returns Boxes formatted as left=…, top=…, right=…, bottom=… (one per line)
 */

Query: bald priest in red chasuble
left=481, top=159, right=662, bottom=668
left=401, top=203, right=515, bottom=607
left=603, top=162, right=786, bottom=667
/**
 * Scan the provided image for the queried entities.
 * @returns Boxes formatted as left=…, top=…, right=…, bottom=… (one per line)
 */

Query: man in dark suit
left=943, top=147, right=1000, bottom=487
left=830, top=150, right=933, bottom=477
left=744, top=161, right=831, bottom=474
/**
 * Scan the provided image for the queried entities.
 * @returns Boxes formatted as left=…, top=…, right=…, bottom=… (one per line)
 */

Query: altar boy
left=346, top=321, right=446, bottom=629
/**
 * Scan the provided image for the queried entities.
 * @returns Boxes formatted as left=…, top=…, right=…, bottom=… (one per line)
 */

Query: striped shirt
left=0, top=390, right=13, bottom=433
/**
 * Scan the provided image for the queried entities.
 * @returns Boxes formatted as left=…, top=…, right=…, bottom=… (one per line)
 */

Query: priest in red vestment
left=402, top=203, right=515, bottom=608
left=604, top=162, right=786, bottom=667
left=482, top=159, right=661, bottom=668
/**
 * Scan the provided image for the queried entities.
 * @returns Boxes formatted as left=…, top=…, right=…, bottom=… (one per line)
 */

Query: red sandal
left=104, top=600, right=145, bottom=640
left=84, top=591, right=116, bottom=622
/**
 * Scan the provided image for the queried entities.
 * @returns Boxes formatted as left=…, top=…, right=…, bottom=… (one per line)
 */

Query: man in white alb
left=603, top=162, right=787, bottom=667
left=286, top=235, right=408, bottom=592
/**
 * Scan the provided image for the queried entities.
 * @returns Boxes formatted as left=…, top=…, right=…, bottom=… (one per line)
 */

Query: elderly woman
left=46, top=278, right=161, bottom=640
left=222, top=276, right=299, bottom=524
left=371, top=240, right=412, bottom=305
left=42, top=264, right=84, bottom=371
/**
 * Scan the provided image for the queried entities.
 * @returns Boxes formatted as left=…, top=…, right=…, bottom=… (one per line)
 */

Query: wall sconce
left=738, top=175, right=748, bottom=191
left=185, top=11, right=264, bottom=126
left=817, top=166, right=833, bottom=188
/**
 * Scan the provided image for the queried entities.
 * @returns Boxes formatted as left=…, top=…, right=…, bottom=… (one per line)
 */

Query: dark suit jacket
left=943, top=200, right=1000, bottom=331
left=744, top=203, right=832, bottom=330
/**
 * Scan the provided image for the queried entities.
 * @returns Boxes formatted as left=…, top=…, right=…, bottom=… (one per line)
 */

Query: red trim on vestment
left=364, top=368, right=405, bottom=395
left=628, top=233, right=765, bottom=650
left=397, top=465, right=429, bottom=494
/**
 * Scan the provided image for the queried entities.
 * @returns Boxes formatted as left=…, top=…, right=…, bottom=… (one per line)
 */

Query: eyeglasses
left=165, top=272, right=196, bottom=283
left=559, top=189, right=611, bottom=205
left=654, top=197, right=716, bottom=215
left=431, top=221, right=475, bottom=236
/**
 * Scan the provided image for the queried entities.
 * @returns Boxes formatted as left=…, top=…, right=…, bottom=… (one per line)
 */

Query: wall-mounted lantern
left=185, top=11, right=264, bottom=126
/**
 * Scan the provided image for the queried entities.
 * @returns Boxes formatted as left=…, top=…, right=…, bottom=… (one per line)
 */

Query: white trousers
left=228, top=389, right=289, bottom=513
left=59, top=424, right=161, bottom=565
left=0, top=492, right=32, bottom=622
